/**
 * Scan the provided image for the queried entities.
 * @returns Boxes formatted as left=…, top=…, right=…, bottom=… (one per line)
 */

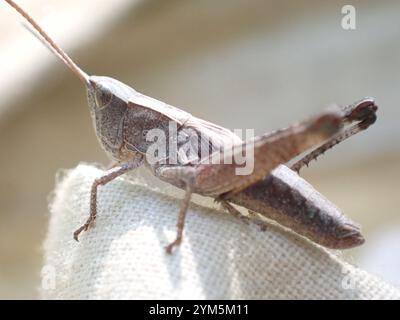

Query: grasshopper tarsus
left=165, top=239, right=181, bottom=255
left=73, top=228, right=83, bottom=242
left=219, top=200, right=251, bottom=225
left=73, top=217, right=95, bottom=241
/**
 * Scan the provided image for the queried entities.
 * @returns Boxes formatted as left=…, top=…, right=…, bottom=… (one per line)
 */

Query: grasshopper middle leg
left=155, top=166, right=196, bottom=254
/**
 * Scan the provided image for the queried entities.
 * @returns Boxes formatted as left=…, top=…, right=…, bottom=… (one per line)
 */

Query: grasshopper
left=5, top=0, right=378, bottom=253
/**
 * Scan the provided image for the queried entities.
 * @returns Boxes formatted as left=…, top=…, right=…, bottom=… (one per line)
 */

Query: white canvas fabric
left=41, top=164, right=400, bottom=299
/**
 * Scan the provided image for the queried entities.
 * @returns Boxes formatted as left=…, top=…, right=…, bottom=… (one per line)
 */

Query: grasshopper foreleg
left=73, top=158, right=143, bottom=241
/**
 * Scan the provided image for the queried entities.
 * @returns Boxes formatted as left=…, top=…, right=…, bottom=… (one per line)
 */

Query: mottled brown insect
left=5, top=0, right=378, bottom=253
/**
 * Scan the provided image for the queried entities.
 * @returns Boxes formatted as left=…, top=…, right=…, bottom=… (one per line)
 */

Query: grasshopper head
left=86, top=76, right=137, bottom=157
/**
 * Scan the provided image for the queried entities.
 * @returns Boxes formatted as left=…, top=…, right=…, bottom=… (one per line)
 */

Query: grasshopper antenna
left=4, top=0, right=89, bottom=85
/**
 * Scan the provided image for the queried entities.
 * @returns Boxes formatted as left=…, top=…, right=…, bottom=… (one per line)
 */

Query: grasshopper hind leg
left=217, top=199, right=270, bottom=231
left=218, top=200, right=251, bottom=225
left=291, top=98, right=378, bottom=173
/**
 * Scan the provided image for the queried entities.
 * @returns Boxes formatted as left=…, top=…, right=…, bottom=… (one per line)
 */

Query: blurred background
left=0, top=0, right=399, bottom=299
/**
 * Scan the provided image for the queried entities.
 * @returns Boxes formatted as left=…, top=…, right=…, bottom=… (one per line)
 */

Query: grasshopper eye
left=95, top=89, right=113, bottom=109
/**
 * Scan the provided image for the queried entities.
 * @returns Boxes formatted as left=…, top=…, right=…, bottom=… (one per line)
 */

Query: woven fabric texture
left=41, top=164, right=400, bottom=299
